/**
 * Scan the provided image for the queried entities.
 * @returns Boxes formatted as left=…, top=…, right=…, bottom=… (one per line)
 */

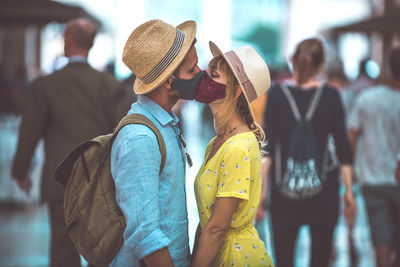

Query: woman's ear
left=234, top=86, right=242, bottom=100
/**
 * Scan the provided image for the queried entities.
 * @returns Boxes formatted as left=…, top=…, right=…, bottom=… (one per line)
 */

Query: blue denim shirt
left=110, top=95, right=189, bottom=267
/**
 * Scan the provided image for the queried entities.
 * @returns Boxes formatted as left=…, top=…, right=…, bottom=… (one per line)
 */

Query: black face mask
left=171, top=71, right=204, bottom=100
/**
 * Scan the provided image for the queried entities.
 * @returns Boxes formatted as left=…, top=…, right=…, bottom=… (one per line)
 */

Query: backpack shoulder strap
left=280, top=84, right=301, bottom=121
left=305, top=83, right=325, bottom=121
left=112, top=114, right=167, bottom=172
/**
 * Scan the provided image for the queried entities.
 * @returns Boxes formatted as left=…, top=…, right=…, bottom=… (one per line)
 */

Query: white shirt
left=349, top=85, right=400, bottom=185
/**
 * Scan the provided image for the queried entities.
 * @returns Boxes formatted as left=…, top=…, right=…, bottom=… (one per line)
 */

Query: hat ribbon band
left=225, top=51, right=258, bottom=102
left=140, top=29, right=184, bottom=84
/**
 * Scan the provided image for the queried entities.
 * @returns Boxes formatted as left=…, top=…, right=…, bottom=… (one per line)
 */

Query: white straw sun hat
left=209, top=41, right=271, bottom=121
left=122, top=19, right=197, bottom=94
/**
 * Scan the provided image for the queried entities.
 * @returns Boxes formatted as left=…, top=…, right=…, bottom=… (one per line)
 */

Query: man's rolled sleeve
left=111, top=125, right=170, bottom=261
left=129, top=228, right=170, bottom=259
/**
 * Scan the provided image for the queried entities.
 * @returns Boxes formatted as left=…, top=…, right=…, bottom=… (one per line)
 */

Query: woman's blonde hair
left=209, top=56, right=265, bottom=147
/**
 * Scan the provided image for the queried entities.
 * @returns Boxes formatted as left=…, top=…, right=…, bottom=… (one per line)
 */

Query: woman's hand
left=340, top=165, right=357, bottom=228
left=190, top=197, right=240, bottom=267
left=191, top=224, right=201, bottom=263
left=255, top=206, right=265, bottom=221
left=343, top=190, right=357, bottom=229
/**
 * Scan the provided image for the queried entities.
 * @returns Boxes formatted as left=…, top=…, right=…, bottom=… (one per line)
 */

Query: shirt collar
left=136, top=95, right=179, bottom=127
left=68, top=56, right=88, bottom=63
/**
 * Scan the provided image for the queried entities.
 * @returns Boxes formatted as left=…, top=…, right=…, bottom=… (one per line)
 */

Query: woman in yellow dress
left=190, top=42, right=274, bottom=267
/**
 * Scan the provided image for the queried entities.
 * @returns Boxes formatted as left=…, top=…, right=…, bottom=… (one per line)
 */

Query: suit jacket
left=12, top=62, right=134, bottom=202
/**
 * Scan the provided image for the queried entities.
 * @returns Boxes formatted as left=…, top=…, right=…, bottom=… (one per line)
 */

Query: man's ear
left=234, top=86, right=242, bottom=100
left=162, top=76, right=175, bottom=89
left=64, top=37, right=72, bottom=56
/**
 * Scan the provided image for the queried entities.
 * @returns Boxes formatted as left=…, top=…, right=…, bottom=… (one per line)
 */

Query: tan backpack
left=54, top=114, right=166, bottom=266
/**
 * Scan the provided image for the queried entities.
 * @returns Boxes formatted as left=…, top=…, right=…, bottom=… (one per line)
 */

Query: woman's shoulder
left=323, top=83, right=340, bottom=94
left=268, top=82, right=284, bottom=96
left=322, top=83, right=342, bottom=103
left=265, top=83, right=287, bottom=107
left=224, top=132, right=258, bottom=152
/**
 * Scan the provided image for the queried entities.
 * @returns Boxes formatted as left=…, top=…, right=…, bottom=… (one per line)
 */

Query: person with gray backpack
left=262, top=38, right=356, bottom=267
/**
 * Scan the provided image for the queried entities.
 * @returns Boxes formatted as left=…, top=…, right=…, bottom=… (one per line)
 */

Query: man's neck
left=146, top=93, right=175, bottom=113
left=145, top=86, right=179, bottom=113
left=66, top=49, right=89, bottom=58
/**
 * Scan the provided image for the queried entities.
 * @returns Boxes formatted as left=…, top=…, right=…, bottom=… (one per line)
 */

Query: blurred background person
left=11, top=18, right=133, bottom=267
left=348, top=47, right=400, bottom=267
left=262, top=38, right=356, bottom=267
left=336, top=57, right=378, bottom=266
left=326, top=58, right=349, bottom=90
left=341, top=58, right=377, bottom=123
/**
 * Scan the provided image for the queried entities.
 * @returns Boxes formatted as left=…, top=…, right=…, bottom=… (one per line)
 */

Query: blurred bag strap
left=280, top=84, right=301, bottom=122
left=305, top=83, right=325, bottom=121
left=280, top=83, right=325, bottom=122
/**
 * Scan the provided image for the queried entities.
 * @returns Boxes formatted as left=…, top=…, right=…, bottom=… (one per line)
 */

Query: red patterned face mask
left=194, top=71, right=227, bottom=104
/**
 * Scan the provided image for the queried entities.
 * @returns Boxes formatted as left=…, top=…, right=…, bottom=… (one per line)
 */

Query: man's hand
left=16, top=178, right=32, bottom=195
left=142, top=247, right=174, bottom=267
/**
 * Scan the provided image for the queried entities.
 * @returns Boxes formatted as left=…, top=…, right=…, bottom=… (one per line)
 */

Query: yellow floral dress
left=194, top=132, right=274, bottom=267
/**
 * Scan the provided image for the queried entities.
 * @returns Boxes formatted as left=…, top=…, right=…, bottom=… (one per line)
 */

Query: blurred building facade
left=0, top=0, right=99, bottom=81
left=326, top=0, right=400, bottom=80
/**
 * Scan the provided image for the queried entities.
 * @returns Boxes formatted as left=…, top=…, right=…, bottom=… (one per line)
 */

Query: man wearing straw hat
left=110, top=19, right=200, bottom=267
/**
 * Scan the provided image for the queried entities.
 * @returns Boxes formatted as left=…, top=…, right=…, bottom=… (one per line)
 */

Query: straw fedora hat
left=122, top=19, right=197, bottom=95
left=209, top=41, right=270, bottom=121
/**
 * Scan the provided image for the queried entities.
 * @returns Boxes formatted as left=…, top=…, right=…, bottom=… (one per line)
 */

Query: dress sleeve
left=216, top=145, right=251, bottom=200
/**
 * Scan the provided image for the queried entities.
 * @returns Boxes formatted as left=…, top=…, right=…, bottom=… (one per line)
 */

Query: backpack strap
left=280, top=83, right=325, bottom=122
left=305, top=84, right=324, bottom=121
left=112, top=114, right=167, bottom=172
left=281, top=84, right=301, bottom=121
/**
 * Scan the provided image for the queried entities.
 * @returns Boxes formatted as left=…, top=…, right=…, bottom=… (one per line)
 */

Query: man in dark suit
left=12, top=18, right=133, bottom=267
